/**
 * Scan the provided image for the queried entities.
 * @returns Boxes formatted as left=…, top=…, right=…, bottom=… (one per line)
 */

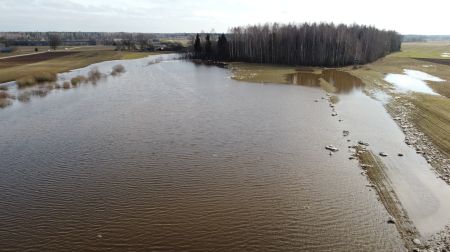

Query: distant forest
left=190, top=23, right=402, bottom=67
left=402, top=35, right=450, bottom=42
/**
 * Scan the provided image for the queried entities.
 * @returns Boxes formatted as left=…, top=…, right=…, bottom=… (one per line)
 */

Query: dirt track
left=414, top=58, right=450, bottom=66
left=0, top=52, right=77, bottom=69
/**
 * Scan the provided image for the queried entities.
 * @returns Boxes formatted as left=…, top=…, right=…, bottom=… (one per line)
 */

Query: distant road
left=0, top=51, right=46, bottom=60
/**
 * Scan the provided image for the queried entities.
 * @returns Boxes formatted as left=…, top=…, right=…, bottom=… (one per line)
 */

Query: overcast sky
left=0, top=0, right=449, bottom=35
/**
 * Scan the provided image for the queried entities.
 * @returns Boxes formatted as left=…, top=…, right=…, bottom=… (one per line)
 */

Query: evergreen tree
left=217, top=34, right=228, bottom=60
left=194, top=34, right=202, bottom=57
left=205, top=34, right=212, bottom=59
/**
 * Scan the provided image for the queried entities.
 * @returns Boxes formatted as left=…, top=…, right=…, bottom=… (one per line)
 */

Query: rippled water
left=0, top=55, right=406, bottom=251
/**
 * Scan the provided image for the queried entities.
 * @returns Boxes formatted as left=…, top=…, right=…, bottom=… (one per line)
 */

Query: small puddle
left=286, top=69, right=364, bottom=94
left=384, top=69, right=445, bottom=95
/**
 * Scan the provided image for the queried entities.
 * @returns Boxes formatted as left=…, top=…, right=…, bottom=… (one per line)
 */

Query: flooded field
left=1, top=55, right=449, bottom=251
left=384, top=69, right=445, bottom=95
left=287, top=69, right=364, bottom=94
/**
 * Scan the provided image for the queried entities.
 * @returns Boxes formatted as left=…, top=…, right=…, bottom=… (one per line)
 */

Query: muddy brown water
left=1, top=54, right=442, bottom=251
left=287, top=69, right=364, bottom=94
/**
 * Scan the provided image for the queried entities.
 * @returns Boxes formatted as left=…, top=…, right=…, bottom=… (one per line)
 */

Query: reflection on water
left=286, top=69, right=364, bottom=94
left=0, top=56, right=404, bottom=251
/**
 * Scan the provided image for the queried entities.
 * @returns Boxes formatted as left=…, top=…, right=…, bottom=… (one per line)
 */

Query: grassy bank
left=392, top=41, right=450, bottom=59
left=0, top=46, right=163, bottom=84
left=409, top=94, right=450, bottom=157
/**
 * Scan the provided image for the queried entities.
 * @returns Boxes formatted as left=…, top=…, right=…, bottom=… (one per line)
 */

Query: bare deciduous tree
left=191, top=23, right=402, bottom=67
left=48, top=34, right=61, bottom=50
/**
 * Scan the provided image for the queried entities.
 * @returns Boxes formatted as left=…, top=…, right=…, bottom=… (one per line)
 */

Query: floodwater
left=287, top=69, right=364, bottom=94
left=289, top=67, right=450, bottom=237
left=0, top=55, right=406, bottom=251
left=384, top=69, right=444, bottom=95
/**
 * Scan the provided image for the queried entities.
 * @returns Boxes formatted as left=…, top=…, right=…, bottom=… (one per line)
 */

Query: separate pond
left=384, top=69, right=445, bottom=95
left=0, top=55, right=404, bottom=251
left=286, top=69, right=364, bottom=94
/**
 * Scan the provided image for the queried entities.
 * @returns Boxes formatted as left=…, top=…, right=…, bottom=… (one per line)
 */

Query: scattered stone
left=343, top=130, right=350, bottom=137
left=314, top=99, right=319, bottom=102
left=325, top=145, right=339, bottom=152
left=331, top=112, right=338, bottom=117
left=358, top=140, right=370, bottom=146
left=413, top=238, right=421, bottom=246
left=379, top=152, right=388, bottom=157
left=398, top=153, right=404, bottom=157
left=387, top=216, right=396, bottom=224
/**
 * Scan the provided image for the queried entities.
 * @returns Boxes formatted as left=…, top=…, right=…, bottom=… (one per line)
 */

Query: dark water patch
left=286, top=69, right=364, bottom=94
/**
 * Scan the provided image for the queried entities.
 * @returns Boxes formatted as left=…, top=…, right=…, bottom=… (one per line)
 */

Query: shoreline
left=354, top=146, right=420, bottom=251
left=0, top=47, right=168, bottom=84
left=226, top=55, right=450, bottom=251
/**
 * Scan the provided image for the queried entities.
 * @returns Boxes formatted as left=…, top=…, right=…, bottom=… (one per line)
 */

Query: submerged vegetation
left=0, top=47, right=161, bottom=84
left=71, top=75, right=87, bottom=86
left=0, top=91, right=13, bottom=108
left=1, top=64, right=130, bottom=109
left=16, top=72, right=57, bottom=88
left=111, top=64, right=126, bottom=76
left=190, top=23, right=402, bottom=67
left=87, top=67, right=104, bottom=83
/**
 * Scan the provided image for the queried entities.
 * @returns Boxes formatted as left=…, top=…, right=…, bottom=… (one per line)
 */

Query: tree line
left=190, top=23, right=402, bottom=67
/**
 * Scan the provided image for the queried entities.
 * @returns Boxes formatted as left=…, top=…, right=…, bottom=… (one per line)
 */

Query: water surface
left=287, top=69, right=364, bottom=94
left=0, top=55, right=404, bottom=251
left=384, top=69, right=444, bottom=95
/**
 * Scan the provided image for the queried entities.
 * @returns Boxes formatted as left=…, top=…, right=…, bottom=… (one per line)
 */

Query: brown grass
left=0, top=47, right=163, bottom=84
left=87, top=67, right=104, bottom=83
left=0, top=91, right=9, bottom=99
left=111, top=64, right=126, bottom=76
left=0, top=91, right=13, bottom=108
left=16, top=72, right=57, bottom=88
left=62, top=81, right=71, bottom=89
left=0, top=98, right=12, bottom=108
left=408, top=94, right=450, bottom=157
left=71, top=75, right=87, bottom=86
